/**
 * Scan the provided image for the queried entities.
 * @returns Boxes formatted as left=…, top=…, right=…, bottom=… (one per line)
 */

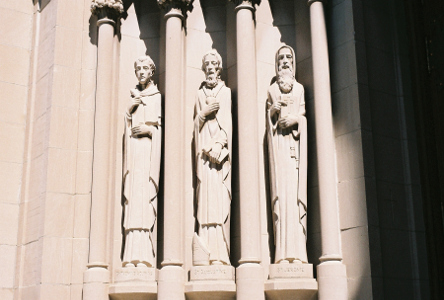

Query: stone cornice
left=157, top=0, right=193, bottom=13
left=91, top=0, right=124, bottom=18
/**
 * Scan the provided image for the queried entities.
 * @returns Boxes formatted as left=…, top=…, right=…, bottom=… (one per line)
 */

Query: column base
left=265, top=278, right=318, bottom=300
left=317, top=261, right=348, bottom=300
left=83, top=267, right=110, bottom=300
left=158, top=265, right=185, bottom=300
left=185, top=280, right=236, bottom=300
left=236, top=263, right=265, bottom=300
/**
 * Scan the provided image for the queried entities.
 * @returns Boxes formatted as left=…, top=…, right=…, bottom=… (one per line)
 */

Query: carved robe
left=194, top=81, right=232, bottom=265
left=266, top=80, right=308, bottom=263
left=122, top=83, right=161, bottom=267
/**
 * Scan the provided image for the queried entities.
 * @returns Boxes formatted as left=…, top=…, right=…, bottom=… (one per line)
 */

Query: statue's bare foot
left=279, top=259, right=289, bottom=264
left=291, top=259, right=302, bottom=264
left=124, top=263, right=135, bottom=268
left=211, top=261, right=223, bottom=265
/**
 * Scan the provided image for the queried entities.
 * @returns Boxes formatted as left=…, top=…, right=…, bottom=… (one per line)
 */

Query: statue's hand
left=270, top=102, right=282, bottom=116
left=278, top=115, right=298, bottom=129
left=131, top=124, right=153, bottom=138
left=128, top=97, right=142, bottom=113
left=200, top=102, right=220, bottom=118
left=209, top=142, right=222, bottom=164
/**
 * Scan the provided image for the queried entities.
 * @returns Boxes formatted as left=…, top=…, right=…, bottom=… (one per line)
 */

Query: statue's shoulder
left=268, top=82, right=280, bottom=99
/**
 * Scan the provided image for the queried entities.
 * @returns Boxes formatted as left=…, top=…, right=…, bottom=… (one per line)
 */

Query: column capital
left=158, top=0, right=193, bottom=14
left=308, top=0, right=327, bottom=6
left=91, top=0, right=123, bottom=21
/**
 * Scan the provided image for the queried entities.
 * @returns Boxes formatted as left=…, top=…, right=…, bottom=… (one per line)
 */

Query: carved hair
left=134, top=55, right=156, bottom=75
left=201, top=49, right=223, bottom=73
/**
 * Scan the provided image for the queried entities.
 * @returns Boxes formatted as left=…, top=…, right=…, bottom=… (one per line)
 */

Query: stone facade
left=0, top=0, right=435, bottom=299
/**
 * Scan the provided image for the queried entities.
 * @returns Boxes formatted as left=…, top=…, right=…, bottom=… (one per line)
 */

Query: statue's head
left=275, top=45, right=295, bottom=77
left=275, top=46, right=296, bottom=93
left=134, top=55, right=156, bottom=85
left=202, top=49, right=223, bottom=88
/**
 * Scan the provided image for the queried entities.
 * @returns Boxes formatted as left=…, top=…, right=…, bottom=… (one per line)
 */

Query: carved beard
left=205, top=72, right=219, bottom=89
left=277, top=69, right=294, bottom=93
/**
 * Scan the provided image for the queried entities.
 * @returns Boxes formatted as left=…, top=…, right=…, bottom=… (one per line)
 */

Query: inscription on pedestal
left=269, top=263, right=313, bottom=279
left=190, top=265, right=235, bottom=281
left=115, top=267, right=156, bottom=282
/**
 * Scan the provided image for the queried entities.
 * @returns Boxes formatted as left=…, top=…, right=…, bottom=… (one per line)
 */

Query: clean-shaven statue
left=267, top=45, right=308, bottom=264
left=193, top=49, right=232, bottom=266
left=122, top=55, right=162, bottom=268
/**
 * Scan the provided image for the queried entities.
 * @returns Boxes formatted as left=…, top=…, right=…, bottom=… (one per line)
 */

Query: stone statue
left=266, top=45, right=308, bottom=264
left=193, top=50, right=232, bottom=266
left=122, top=56, right=162, bottom=268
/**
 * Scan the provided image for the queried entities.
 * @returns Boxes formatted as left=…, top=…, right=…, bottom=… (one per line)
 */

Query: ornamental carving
left=157, top=0, right=193, bottom=10
left=91, top=0, right=124, bottom=15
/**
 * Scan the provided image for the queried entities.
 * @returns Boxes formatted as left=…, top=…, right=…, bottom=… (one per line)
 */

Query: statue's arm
left=193, top=94, right=206, bottom=131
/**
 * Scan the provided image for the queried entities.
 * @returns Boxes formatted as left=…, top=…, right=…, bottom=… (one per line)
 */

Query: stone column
left=156, top=1, right=192, bottom=299
left=83, top=2, right=123, bottom=300
left=230, top=1, right=264, bottom=299
left=308, top=1, right=348, bottom=299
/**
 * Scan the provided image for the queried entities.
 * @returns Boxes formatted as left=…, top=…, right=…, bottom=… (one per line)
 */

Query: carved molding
left=91, top=0, right=124, bottom=18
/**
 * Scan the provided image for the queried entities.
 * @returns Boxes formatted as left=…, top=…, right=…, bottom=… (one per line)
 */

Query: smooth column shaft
left=236, top=3, right=261, bottom=265
left=84, top=19, right=115, bottom=300
left=235, top=3, right=264, bottom=300
left=90, top=19, right=114, bottom=267
left=163, top=8, right=184, bottom=267
left=309, top=2, right=347, bottom=299
left=158, top=8, right=185, bottom=300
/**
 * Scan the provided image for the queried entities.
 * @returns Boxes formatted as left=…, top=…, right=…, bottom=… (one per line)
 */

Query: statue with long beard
left=266, top=45, right=308, bottom=265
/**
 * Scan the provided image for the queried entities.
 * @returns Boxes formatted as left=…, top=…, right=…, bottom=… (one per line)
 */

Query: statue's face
left=135, top=61, right=153, bottom=85
left=203, top=54, right=220, bottom=79
left=277, top=47, right=293, bottom=73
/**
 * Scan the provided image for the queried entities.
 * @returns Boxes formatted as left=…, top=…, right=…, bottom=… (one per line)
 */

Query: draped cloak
left=122, top=83, right=161, bottom=267
left=193, top=82, right=232, bottom=265
left=266, top=80, right=308, bottom=263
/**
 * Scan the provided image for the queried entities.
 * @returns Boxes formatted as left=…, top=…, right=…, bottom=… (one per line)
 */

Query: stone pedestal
left=264, top=264, right=318, bottom=300
left=268, top=263, right=313, bottom=279
left=109, top=267, right=157, bottom=300
left=185, top=265, right=236, bottom=299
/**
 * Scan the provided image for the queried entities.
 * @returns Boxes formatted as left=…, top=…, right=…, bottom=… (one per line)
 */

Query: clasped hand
left=200, top=102, right=220, bottom=118
left=270, top=101, right=286, bottom=116
left=128, top=97, right=142, bottom=113
left=132, top=124, right=153, bottom=138
left=278, top=115, right=298, bottom=129
left=208, top=143, right=223, bottom=164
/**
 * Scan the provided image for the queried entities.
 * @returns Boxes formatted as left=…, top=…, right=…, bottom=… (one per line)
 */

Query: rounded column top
left=307, top=0, right=327, bottom=6
left=230, top=0, right=260, bottom=10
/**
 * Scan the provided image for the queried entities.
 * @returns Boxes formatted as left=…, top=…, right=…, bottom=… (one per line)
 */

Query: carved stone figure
left=267, top=45, right=308, bottom=264
left=122, top=56, right=162, bottom=268
left=193, top=50, right=232, bottom=266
